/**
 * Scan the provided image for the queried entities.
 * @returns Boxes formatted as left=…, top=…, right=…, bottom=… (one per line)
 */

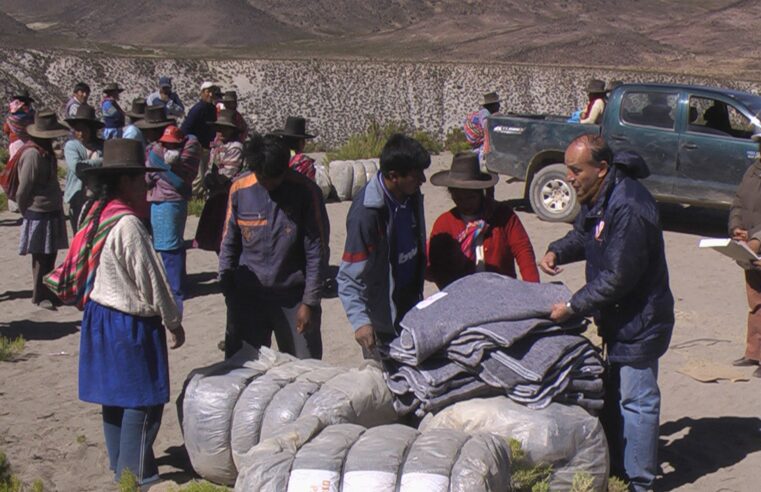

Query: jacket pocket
left=237, top=212, right=267, bottom=248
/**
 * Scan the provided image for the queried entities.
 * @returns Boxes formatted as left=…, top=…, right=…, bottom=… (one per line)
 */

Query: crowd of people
left=4, top=78, right=751, bottom=492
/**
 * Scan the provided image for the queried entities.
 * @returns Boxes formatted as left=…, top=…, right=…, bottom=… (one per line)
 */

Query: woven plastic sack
left=350, top=160, right=367, bottom=199
left=362, top=159, right=379, bottom=183
left=328, top=160, right=353, bottom=201
left=314, top=162, right=332, bottom=200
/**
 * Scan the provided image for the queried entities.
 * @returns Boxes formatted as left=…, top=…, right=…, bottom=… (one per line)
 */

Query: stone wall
left=2, top=48, right=760, bottom=147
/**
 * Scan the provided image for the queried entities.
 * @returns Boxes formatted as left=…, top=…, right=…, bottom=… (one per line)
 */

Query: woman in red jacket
left=427, top=152, right=539, bottom=289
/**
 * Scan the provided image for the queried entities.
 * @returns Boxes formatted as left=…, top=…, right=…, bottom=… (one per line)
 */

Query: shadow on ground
left=0, top=319, right=80, bottom=340
left=184, top=271, right=220, bottom=300
left=157, top=445, right=197, bottom=485
left=658, top=416, right=761, bottom=490
left=0, top=289, right=32, bottom=302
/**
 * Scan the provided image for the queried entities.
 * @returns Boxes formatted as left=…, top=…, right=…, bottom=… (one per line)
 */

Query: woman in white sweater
left=52, top=139, right=186, bottom=487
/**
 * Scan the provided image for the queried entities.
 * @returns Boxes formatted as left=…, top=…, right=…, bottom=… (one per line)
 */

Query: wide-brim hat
left=272, top=116, right=316, bottom=139
left=102, top=82, right=125, bottom=94
left=586, top=79, right=606, bottom=94
left=605, top=80, right=623, bottom=93
left=27, top=110, right=70, bottom=139
left=135, top=104, right=176, bottom=129
left=125, top=98, right=147, bottom=120
left=13, top=89, right=35, bottom=103
left=64, top=104, right=105, bottom=129
left=481, top=91, right=501, bottom=106
left=222, top=90, right=238, bottom=102
left=82, top=138, right=163, bottom=175
left=208, top=108, right=238, bottom=129
left=430, top=151, right=499, bottom=189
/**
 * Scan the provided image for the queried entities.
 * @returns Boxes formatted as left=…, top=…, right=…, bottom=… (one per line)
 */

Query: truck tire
left=528, top=164, right=580, bottom=223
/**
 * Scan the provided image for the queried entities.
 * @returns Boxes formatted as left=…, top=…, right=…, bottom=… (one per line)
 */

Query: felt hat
left=26, top=111, right=70, bottom=139
left=586, top=79, right=606, bottom=94
left=209, top=109, right=239, bottom=130
left=271, top=116, right=316, bottom=139
left=605, top=80, right=623, bottom=93
left=158, top=125, right=184, bottom=144
left=12, top=89, right=35, bottom=103
left=481, top=92, right=501, bottom=106
left=135, top=105, right=176, bottom=129
left=102, top=82, right=125, bottom=94
left=222, top=91, right=238, bottom=102
left=125, top=98, right=147, bottom=120
left=430, top=151, right=499, bottom=189
left=64, top=104, right=105, bottom=129
left=82, top=138, right=162, bottom=175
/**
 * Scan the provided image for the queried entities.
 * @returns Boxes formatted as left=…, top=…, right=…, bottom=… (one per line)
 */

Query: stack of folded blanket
left=384, top=272, right=605, bottom=417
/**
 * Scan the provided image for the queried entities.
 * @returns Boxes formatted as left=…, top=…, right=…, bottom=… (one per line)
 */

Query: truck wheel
left=528, top=164, right=580, bottom=223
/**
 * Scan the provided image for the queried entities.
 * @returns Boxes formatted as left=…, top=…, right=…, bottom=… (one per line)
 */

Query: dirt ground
left=1, top=152, right=760, bottom=491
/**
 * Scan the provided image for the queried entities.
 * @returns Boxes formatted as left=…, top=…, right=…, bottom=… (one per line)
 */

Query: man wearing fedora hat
left=101, top=82, right=126, bottom=140
left=182, top=81, right=218, bottom=196
left=145, top=125, right=201, bottom=315
left=220, top=90, right=248, bottom=141
left=122, top=97, right=147, bottom=152
left=16, top=110, right=70, bottom=309
left=272, top=116, right=317, bottom=180
left=146, top=76, right=185, bottom=119
left=579, top=79, right=607, bottom=125
left=63, top=104, right=104, bottom=232
left=428, top=151, right=539, bottom=289
left=338, top=134, right=430, bottom=356
left=136, top=104, right=176, bottom=143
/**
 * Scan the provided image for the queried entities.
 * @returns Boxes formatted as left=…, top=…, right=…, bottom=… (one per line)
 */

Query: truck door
left=604, top=90, right=680, bottom=198
left=675, top=95, right=759, bottom=206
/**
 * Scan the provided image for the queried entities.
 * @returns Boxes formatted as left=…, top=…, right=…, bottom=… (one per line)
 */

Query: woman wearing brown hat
left=16, top=110, right=70, bottom=309
left=427, top=151, right=539, bottom=289
left=64, top=104, right=104, bottom=232
left=579, top=79, right=607, bottom=125
left=47, top=138, right=185, bottom=487
left=272, top=116, right=317, bottom=180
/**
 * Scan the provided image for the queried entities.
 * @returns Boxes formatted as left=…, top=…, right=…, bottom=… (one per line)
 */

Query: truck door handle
left=683, top=143, right=698, bottom=150
left=610, top=134, right=628, bottom=141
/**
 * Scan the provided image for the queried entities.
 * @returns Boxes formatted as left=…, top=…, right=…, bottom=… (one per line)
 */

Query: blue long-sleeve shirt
left=63, top=139, right=102, bottom=203
left=180, top=101, right=216, bottom=149
left=218, top=169, right=330, bottom=306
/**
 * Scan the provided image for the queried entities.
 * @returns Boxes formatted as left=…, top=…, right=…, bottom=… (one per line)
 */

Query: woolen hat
left=125, top=98, right=147, bottom=120
left=26, top=111, right=70, bottom=139
left=430, top=151, right=499, bottom=189
left=12, top=89, right=35, bottom=103
left=222, top=91, right=238, bottom=102
left=209, top=109, right=239, bottom=130
left=135, top=105, right=176, bottom=129
left=481, top=92, right=501, bottom=106
left=271, top=116, right=316, bottom=139
left=102, top=82, right=125, bottom=94
left=82, top=138, right=162, bottom=175
left=586, top=79, right=606, bottom=94
left=64, top=104, right=105, bottom=129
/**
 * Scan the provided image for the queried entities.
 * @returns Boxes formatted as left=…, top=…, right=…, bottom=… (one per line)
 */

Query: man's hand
left=550, top=303, right=572, bottom=323
left=539, top=251, right=563, bottom=276
left=732, top=228, right=749, bottom=242
left=169, top=325, right=186, bottom=349
left=296, top=304, right=312, bottom=334
left=354, top=324, right=376, bottom=351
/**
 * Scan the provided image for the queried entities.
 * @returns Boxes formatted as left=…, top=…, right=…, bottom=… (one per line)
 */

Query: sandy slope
left=1, top=153, right=760, bottom=491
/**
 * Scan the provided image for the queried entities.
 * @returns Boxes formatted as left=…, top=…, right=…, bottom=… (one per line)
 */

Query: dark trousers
left=744, top=270, right=761, bottom=360
left=225, top=292, right=322, bottom=360
left=159, top=249, right=186, bottom=316
left=102, top=405, right=163, bottom=486
left=32, top=253, right=58, bottom=305
left=68, top=189, right=87, bottom=233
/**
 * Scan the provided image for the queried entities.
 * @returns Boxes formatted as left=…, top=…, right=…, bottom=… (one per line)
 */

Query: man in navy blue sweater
left=181, top=81, right=217, bottom=196
left=540, top=134, right=674, bottom=492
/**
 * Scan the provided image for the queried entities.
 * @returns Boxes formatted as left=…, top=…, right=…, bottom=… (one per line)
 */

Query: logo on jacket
left=398, top=246, right=419, bottom=265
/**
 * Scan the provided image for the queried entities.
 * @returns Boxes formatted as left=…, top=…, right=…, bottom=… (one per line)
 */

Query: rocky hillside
left=2, top=48, right=759, bottom=149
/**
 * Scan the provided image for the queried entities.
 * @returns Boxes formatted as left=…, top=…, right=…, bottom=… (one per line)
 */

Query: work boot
left=732, top=357, right=758, bottom=367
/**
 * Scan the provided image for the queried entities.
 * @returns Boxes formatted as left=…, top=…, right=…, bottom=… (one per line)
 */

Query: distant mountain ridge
left=0, top=1, right=759, bottom=79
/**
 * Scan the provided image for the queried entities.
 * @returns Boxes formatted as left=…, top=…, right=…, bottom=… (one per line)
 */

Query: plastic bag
left=420, top=396, right=609, bottom=491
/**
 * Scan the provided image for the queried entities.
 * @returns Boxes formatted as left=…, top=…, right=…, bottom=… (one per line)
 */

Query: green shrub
left=173, top=481, right=231, bottom=491
left=303, top=141, right=329, bottom=153
left=571, top=472, right=595, bottom=492
left=0, top=147, right=8, bottom=166
left=509, top=438, right=552, bottom=492
left=188, top=198, right=205, bottom=217
left=607, top=476, right=629, bottom=492
left=118, top=469, right=138, bottom=492
left=326, top=120, right=443, bottom=163
left=444, top=127, right=471, bottom=154
left=0, top=193, right=7, bottom=213
left=56, top=164, right=66, bottom=181
left=0, top=451, right=43, bottom=492
left=0, top=336, right=24, bottom=362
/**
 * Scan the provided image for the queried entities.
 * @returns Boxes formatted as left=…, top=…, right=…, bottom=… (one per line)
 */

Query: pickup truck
left=484, top=83, right=761, bottom=222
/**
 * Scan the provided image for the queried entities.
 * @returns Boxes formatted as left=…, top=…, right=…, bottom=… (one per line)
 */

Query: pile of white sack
left=236, top=417, right=512, bottom=491
left=315, top=158, right=379, bottom=201
left=179, top=345, right=396, bottom=485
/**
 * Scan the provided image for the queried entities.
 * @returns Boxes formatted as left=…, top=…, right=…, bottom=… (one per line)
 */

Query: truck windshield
left=728, top=93, right=761, bottom=124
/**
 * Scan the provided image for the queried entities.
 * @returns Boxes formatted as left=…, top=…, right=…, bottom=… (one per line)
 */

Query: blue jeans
left=159, top=249, right=186, bottom=315
left=603, top=360, right=661, bottom=492
left=102, top=405, right=163, bottom=485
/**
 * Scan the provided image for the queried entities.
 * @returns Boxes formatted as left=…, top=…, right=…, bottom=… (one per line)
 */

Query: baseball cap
left=200, top=81, right=217, bottom=91
left=159, top=76, right=172, bottom=88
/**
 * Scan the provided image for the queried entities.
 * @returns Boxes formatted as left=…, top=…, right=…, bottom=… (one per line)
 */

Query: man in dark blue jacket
left=181, top=81, right=217, bottom=196
left=539, top=134, right=674, bottom=492
left=219, top=135, right=329, bottom=360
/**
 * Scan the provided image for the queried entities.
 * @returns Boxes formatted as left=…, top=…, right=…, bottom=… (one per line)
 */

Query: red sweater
left=427, top=202, right=539, bottom=289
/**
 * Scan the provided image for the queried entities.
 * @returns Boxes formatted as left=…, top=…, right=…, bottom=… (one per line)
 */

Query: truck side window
left=687, top=96, right=754, bottom=139
left=620, top=92, right=678, bottom=130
